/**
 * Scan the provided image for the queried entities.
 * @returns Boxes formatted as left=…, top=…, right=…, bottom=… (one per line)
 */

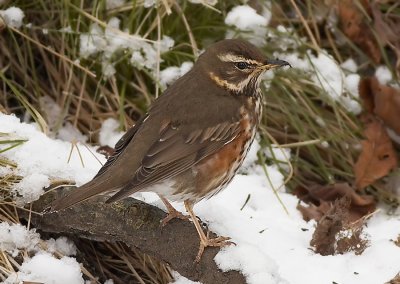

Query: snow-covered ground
left=1, top=113, right=400, bottom=284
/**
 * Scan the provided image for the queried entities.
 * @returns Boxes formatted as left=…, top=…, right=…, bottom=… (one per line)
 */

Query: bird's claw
left=195, top=235, right=235, bottom=263
left=160, top=210, right=190, bottom=228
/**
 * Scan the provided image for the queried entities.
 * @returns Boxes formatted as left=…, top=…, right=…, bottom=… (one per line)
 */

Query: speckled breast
left=193, top=92, right=262, bottom=201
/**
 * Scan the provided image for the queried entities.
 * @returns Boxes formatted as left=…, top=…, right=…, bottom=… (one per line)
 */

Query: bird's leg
left=184, top=200, right=234, bottom=263
left=158, top=195, right=189, bottom=227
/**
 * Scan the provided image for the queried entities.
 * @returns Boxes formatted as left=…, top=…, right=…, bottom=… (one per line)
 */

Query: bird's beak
left=259, top=59, right=291, bottom=71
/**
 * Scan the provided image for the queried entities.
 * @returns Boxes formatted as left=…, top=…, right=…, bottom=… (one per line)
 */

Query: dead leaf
left=354, top=119, right=398, bottom=189
left=310, top=196, right=369, bottom=256
left=96, top=145, right=115, bottom=158
left=337, top=0, right=381, bottom=63
left=370, top=2, right=400, bottom=75
left=297, top=202, right=331, bottom=222
left=359, top=77, right=400, bottom=136
left=294, top=183, right=376, bottom=222
left=359, top=77, right=375, bottom=113
left=386, top=273, right=400, bottom=284
left=393, top=234, right=400, bottom=248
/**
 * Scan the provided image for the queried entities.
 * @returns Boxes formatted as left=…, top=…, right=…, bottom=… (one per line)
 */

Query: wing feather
left=106, top=120, right=241, bottom=203
left=94, top=115, right=147, bottom=178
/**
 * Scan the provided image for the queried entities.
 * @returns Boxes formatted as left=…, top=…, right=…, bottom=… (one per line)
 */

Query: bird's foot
left=158, top=195, right=190, bottom=227
left=160, top=209, right=189, bottom=227
left=195, top=231, right=235, bottom=263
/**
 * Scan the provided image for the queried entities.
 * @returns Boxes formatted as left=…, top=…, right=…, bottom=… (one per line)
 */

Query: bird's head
left=196, top=39, right=290, bottom=94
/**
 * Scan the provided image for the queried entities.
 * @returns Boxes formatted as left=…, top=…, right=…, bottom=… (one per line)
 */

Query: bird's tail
left=50, top=179, right=117, bottom=212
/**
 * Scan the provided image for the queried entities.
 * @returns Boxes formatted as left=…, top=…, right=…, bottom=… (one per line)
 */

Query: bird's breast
left=189, top=104, right=260, bottom=200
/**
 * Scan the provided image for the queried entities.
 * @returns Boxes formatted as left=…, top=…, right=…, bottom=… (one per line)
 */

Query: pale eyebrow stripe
left=217, top=53, right=261, bottom=65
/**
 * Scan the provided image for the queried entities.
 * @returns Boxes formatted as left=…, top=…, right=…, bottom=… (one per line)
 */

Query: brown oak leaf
left=354, top=119, right=398, bottom=189
left=370, top=2, right=400, bottom=74
left=359, top=77, right=400, bottom=136
left=295, top=183, right=375, bottom=222
left=337, top=0, right=381, bottom=63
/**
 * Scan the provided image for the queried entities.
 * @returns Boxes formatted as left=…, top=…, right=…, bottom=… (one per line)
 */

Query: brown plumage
left=51, top=39, right=290, bottom=261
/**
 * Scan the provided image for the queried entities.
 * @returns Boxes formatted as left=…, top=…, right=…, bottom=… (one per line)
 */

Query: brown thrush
left=51, top=39, right=290, bottom=262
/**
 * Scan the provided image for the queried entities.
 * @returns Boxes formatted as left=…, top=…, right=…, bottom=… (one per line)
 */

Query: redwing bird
left=51, top=39, right=290, bottom=262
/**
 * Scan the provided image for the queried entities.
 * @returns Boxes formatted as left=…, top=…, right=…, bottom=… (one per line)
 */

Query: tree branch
left=23, top=188, right=245, bottom=284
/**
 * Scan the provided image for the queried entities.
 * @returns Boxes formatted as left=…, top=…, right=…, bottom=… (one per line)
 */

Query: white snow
left=57, top=122, right=88, bottom=143
left=16, top=173, right=50, bottom=203
left=99, top=118, right=124, bottom=147
left=0, top=223, right=40, bottom=257
left=79, top=23, right=107, bottom=58
left=45, top=236, right=77, bottom=256
left=225, top=5, right=268, bottom=31
left=5, top=253, right=84, bottom=284
left=375, top=65, right=392, bottom=85
left=311, top=52, right=345, bottom=100
left=344, top=73, right=361, bottom=98
left=0, top=113, right=105, bottom=203
left=143, top=0, right=156, bottom=8
left=0, top=221, right=81, bottom=283
left=275, top=51, right=362, bottom=114
left=171, top=271, right=201, bottom=284
left=0, top=6, right=24, bottom=28
left=341, top=58, right=358, bottom=73
left=106, top=0, right=126, bottom=9
left=188, top=0, right=217, bottom=5
left=79, top=18, right=174, bottom=76
left=160, top=61, right=193, bottom=88
left=225, top=5, right=271, bottom=47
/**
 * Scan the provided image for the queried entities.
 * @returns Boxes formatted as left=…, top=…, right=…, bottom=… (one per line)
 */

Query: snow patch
left=225, top=5, right=268, bottom=31
left=275, top=51, right=362, bottom=114
left=225, top=4, right=271, bottom=46
left=375, top=65, right=392, bottom=85
left=15, top=173, right=50, bottom=203
left=160, top=61, right=193, bottom=88
left=45, top=236, right=77, bottom=256
left=0, top=113, right=105, bottom=203
left=0, top=223, right=40, bottom=257
left=170, top=271, right=201, bottom=284
left=79, top=18, right=174, bottom=77
left=0, top=6, right=24, bottom=28
left=340, top=58, right=358, bottom=73
left=99, top=118, right=125, bottom=147
left=106, top=0, right=126, bottom=9
left=5, top=253, right=84, bottom=284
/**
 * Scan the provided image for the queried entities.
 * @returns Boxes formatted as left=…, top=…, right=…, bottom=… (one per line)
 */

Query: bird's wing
left=94, top=115, right=146, bottom=178
left=105, top=119, right=242, bottom=203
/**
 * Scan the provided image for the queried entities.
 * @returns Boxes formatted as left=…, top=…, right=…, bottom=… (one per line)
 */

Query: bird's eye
left=235, top=62, right=248, bottom=70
